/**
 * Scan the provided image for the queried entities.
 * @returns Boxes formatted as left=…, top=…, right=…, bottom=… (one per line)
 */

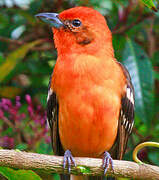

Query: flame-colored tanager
left=36, top=6, right=135, bottom=180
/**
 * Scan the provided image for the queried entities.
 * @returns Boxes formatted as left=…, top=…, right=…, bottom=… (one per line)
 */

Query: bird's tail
left=60, top=174, right=70, bottom=180
left=70, top=175, right=115, bottom=180
left=61, top=175, right=115, bottom=180
left=88, top=176, right=115, bottom=180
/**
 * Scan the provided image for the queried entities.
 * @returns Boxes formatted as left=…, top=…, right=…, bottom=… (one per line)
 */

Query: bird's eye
left=72, top=19, right=82, bottom=27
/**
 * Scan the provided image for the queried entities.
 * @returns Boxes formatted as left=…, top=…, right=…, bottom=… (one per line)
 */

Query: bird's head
left=36, top=7, right=114, bottom=57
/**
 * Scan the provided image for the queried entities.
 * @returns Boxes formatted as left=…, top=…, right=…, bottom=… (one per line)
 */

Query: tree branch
left=0, top=36, right=24, bottom=45
left=112, top=13, right=154, bottom=34
left=0, top=36, right=52, bottom=51
left=0, top=150, right=159, bottom=179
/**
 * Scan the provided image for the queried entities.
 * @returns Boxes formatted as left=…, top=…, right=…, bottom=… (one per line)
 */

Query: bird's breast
left=52, top=55, right=126, bottom=157
left=58, top=84, right=121, bottom=157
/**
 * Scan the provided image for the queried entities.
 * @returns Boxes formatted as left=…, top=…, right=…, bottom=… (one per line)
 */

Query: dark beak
left=35, top=13, right=64, bottom=29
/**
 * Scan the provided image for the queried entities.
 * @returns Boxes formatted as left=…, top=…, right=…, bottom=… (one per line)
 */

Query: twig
left=132, top=127, right=144, bottom=139
left=0, top=150, right=159, bottom=179
left=0, top=36, right=24, bottom=45
left=147, top=16, right=155, bottom=57
left=32, top=45, right=53, bottom=51
left=2, top=117, right=15, bottom=129
left=0, top=36, right=52, bottom=51
left=133, top=127, right=151, bottom=142
left=113, top=13, right=154, bottom=34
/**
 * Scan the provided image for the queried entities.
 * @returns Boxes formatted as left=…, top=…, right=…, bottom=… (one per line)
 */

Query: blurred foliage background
left=0, top=0, right=159, bottom=179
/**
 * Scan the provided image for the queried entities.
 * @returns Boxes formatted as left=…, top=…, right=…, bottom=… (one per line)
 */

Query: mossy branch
left=0, top=149, right=159, bottom=179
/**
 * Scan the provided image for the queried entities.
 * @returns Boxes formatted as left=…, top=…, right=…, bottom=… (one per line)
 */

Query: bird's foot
left=102, top=151, right=114, bottom=175
left=63, top=150, right=76, bottom=172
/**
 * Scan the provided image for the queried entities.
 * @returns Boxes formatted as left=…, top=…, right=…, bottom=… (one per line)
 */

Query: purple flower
left=0, top=98, right=12, bottom=111
left=25, top=94, right=32, bottom=105
left=28, top=106, right=34, bottom=117
left=0, top=95, right=48, bottom=150
left=15, top=96, right=21, bottom=109
left=118, top=7, right=125, bottom=22
left=0, top=136, right=14, bottom=149
left=0, top=109, right=4, bottom=119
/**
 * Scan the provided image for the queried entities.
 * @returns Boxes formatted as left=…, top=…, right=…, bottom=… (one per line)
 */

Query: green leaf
left=36, top=140, right=52, bottom=155
left=15, top=143, right=28, bottom=150
left=154, top=71, right=159, bottom=81
left=0, top=167, right=42, bottom=180
left=122, top=38, right=154, bottom=124
left=148, top=148, right=159, bottom=166
left=52, top=173, right=60, bottom=180
left=141, top=0, right=158, bottom=12
left=77, top=166, right=91, bottom=174
left=0, top=40, right=42, bottom=83
left=113, top=35, right=126, bottom=60
left=0, top=52, right=5, bottom=65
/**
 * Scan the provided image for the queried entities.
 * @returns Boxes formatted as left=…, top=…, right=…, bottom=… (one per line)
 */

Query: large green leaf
left=0, top=167, right=42, bottom=180
left=0, top=40, right=42, bottom=83
left=113, top=34, right=126, bottom=60
left=122, top=38, right=154, bottom=124
left=141, top=0, right=158, bottom=12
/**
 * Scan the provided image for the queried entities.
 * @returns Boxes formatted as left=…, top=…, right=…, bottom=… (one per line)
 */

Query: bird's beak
left=35, top=13, right=64, bottom=29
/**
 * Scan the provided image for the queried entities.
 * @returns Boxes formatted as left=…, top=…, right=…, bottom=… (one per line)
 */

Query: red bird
left=36, top=6, right=134, bottom=180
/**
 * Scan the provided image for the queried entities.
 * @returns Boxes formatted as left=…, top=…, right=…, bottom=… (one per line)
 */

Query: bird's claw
left=63, top=150, right=76, bottom=172
left=102, top=151, right=114, bottom=175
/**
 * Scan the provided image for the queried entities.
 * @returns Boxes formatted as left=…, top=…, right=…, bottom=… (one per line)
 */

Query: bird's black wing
left=47, top=73, right=64, bottom=155
left=116, top=62, right=135, bottom=159
left=47, top=75, right=70, bottom=180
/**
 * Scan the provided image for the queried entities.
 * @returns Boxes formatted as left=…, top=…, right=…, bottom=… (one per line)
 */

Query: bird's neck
left=53, top=29, right=114, bottom=58
left=51, top=52, right=118, bottom=98
left=56, top=43, right=114, bottom=62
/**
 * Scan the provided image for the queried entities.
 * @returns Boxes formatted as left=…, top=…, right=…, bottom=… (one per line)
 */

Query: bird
left=36, top=6, right=135, bottom=180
